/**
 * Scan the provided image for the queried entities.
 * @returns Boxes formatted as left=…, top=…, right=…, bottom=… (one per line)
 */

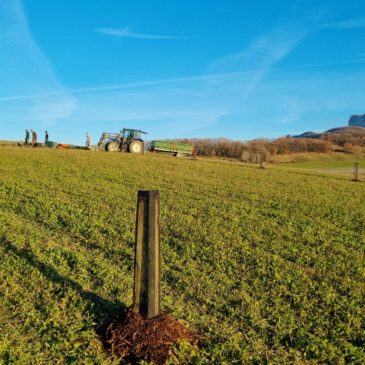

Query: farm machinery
left=97, top=128, right=147, bottom=153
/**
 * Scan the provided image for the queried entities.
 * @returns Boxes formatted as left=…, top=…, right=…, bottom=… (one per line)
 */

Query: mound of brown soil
left=104, top=307, right=198, bottom=364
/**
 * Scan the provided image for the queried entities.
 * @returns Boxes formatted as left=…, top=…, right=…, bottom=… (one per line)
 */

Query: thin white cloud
left=0, top=73, right=251, bottom=102
left=2, top=57, right=365, bottom=103
left=321, top=17, right=365, bottom=30
left=0, top=0, right=75, bottom=127
left=96, top=26, right=185, bottom=39
left=206, top=28, right=306, bottom=75
left=59, top=85, right=232, bottom=138
left=59, top=23, right=310, bottom=139
left=2, top=9, right=364, bottom=142
left=204, top=24, right=308, bottom=102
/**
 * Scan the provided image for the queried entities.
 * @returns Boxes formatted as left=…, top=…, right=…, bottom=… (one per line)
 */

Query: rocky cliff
left=349, top=114, right=365, bottom=127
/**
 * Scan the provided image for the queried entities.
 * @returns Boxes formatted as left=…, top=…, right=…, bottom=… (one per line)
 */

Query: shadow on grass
left=1, top=238, right=126, bottom=334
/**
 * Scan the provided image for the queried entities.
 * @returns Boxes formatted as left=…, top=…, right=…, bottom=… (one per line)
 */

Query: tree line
left=172, top=129, right=365, bottom=161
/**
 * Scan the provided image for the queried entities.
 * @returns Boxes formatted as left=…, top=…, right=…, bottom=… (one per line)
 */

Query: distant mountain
left=293, top=113, right=365, bottom=139
left=324, top=126, right=365, bottom=134
left=294, top=131, right=322, bottom=139
left=294, top=126, right=365, bottom=139
left=349, top=114, right=365, bottom=127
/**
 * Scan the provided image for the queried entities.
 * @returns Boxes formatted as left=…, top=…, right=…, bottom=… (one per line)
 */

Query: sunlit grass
left=0, top=148, right=364, bottom=364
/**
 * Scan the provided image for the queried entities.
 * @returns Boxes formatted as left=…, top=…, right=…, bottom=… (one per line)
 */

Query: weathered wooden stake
left=133, top=190, right=161, bottom=318
left=258, top=152, right=265, bottom=169
left=191, top=146, right=197, bottom=160
left=352, top=163, right=360, bottom=182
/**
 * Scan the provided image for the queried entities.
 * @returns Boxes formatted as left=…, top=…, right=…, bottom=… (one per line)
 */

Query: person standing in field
left=45, top=131, right=49, bottom=142
left=25, top=129, right=30, bottom=145
left=31, top=130, right=37, bottom=146
left=86, top=133, right=91, bottom=147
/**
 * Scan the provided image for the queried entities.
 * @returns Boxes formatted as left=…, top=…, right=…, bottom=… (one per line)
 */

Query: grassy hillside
left=275, top=155, right=365, bottom=179
left=0, top=148, right=364, bottom=364
left=272, top=151, right=365, bottom=164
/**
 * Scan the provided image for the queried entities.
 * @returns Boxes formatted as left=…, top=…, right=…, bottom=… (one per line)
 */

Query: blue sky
left=1, top=0, right=365, bottom=144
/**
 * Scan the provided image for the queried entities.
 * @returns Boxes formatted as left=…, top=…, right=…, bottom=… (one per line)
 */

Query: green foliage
left=0, top=148, right=364, bottom=364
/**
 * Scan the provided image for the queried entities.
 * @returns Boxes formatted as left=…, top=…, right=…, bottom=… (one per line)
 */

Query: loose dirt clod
left=104, top=307, right=199, bottom=365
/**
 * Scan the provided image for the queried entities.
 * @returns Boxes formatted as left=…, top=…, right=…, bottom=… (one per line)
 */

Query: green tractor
left=97, top=128, right=147, bottom=153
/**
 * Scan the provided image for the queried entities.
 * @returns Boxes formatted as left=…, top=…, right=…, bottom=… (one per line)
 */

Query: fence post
left=352, top=163, right=359, bottom=182
left=259, top=152, right=264, bottom=169
left=133, top=190, right=161, bottom=318
left=191, top=146, right=197, bottom=160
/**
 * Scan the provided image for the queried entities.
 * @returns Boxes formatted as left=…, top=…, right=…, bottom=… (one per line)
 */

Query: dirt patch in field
left=103, top=307, right=199, bottom=364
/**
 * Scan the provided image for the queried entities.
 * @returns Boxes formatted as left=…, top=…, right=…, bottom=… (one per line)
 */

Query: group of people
left=24, top=130, right=91, bottom=147
left=24, top=129, right=49, bottom=146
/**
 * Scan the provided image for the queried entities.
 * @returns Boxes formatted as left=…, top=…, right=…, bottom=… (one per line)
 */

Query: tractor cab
left=122, top=128, right=146, bottom=143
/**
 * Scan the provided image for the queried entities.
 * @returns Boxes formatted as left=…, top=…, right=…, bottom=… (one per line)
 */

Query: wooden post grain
left=133, top=190, right=161, bottom=318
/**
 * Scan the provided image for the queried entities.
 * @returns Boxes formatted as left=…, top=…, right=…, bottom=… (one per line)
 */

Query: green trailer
left=150, top=140, right=194, bottom=157
left=45, top=141, right=58, bottom=148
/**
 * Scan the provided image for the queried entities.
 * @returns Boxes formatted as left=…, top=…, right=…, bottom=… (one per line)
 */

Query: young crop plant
left=0, top=148, right=364, bottom=364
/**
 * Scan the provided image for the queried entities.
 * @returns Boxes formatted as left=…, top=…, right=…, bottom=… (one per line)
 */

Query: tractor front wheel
left=106, top=142, right=120, bottom=152
left=128, top=140, right=144, bottom=154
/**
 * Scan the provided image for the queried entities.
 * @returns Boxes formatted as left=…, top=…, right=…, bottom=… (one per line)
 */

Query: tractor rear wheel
left=106, top=142, right=120, bottom=152
left=128, top=140, right=144, bottom=154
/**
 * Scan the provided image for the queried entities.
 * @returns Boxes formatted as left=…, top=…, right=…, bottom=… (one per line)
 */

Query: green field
left=0, top=148, right=364, bottom=364
left=275, top=158, right=365, bottom=180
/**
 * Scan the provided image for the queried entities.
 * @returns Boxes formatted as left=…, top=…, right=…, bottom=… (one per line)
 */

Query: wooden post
left=191, top=146, right=197, bottom=160
left=352, top=163, right=360, bottom=182
left=133, top=190, right=161, bottom=318
left=259, top=152, right=265, bottom=169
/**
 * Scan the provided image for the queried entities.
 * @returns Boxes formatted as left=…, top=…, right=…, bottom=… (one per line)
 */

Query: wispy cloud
left=3, top=57, right=365, bottom=103
left=96, top=26, right=185, bottom=39
left=205, top=24, right=308, bottom=101
left=67, top=91, right=229, bottom=136
left=60, top=22, right=311, bottom=139
left=321, top=16, right=365, bottom=30
left=206, top=27, right=306, bottom=75
left=0, top=72, right=251, bottom=102
left=0, top=0, right=75, bottom=127
left=2, top=6, right=364, bottom=143
left=0, top=21, right=309, bottom=109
